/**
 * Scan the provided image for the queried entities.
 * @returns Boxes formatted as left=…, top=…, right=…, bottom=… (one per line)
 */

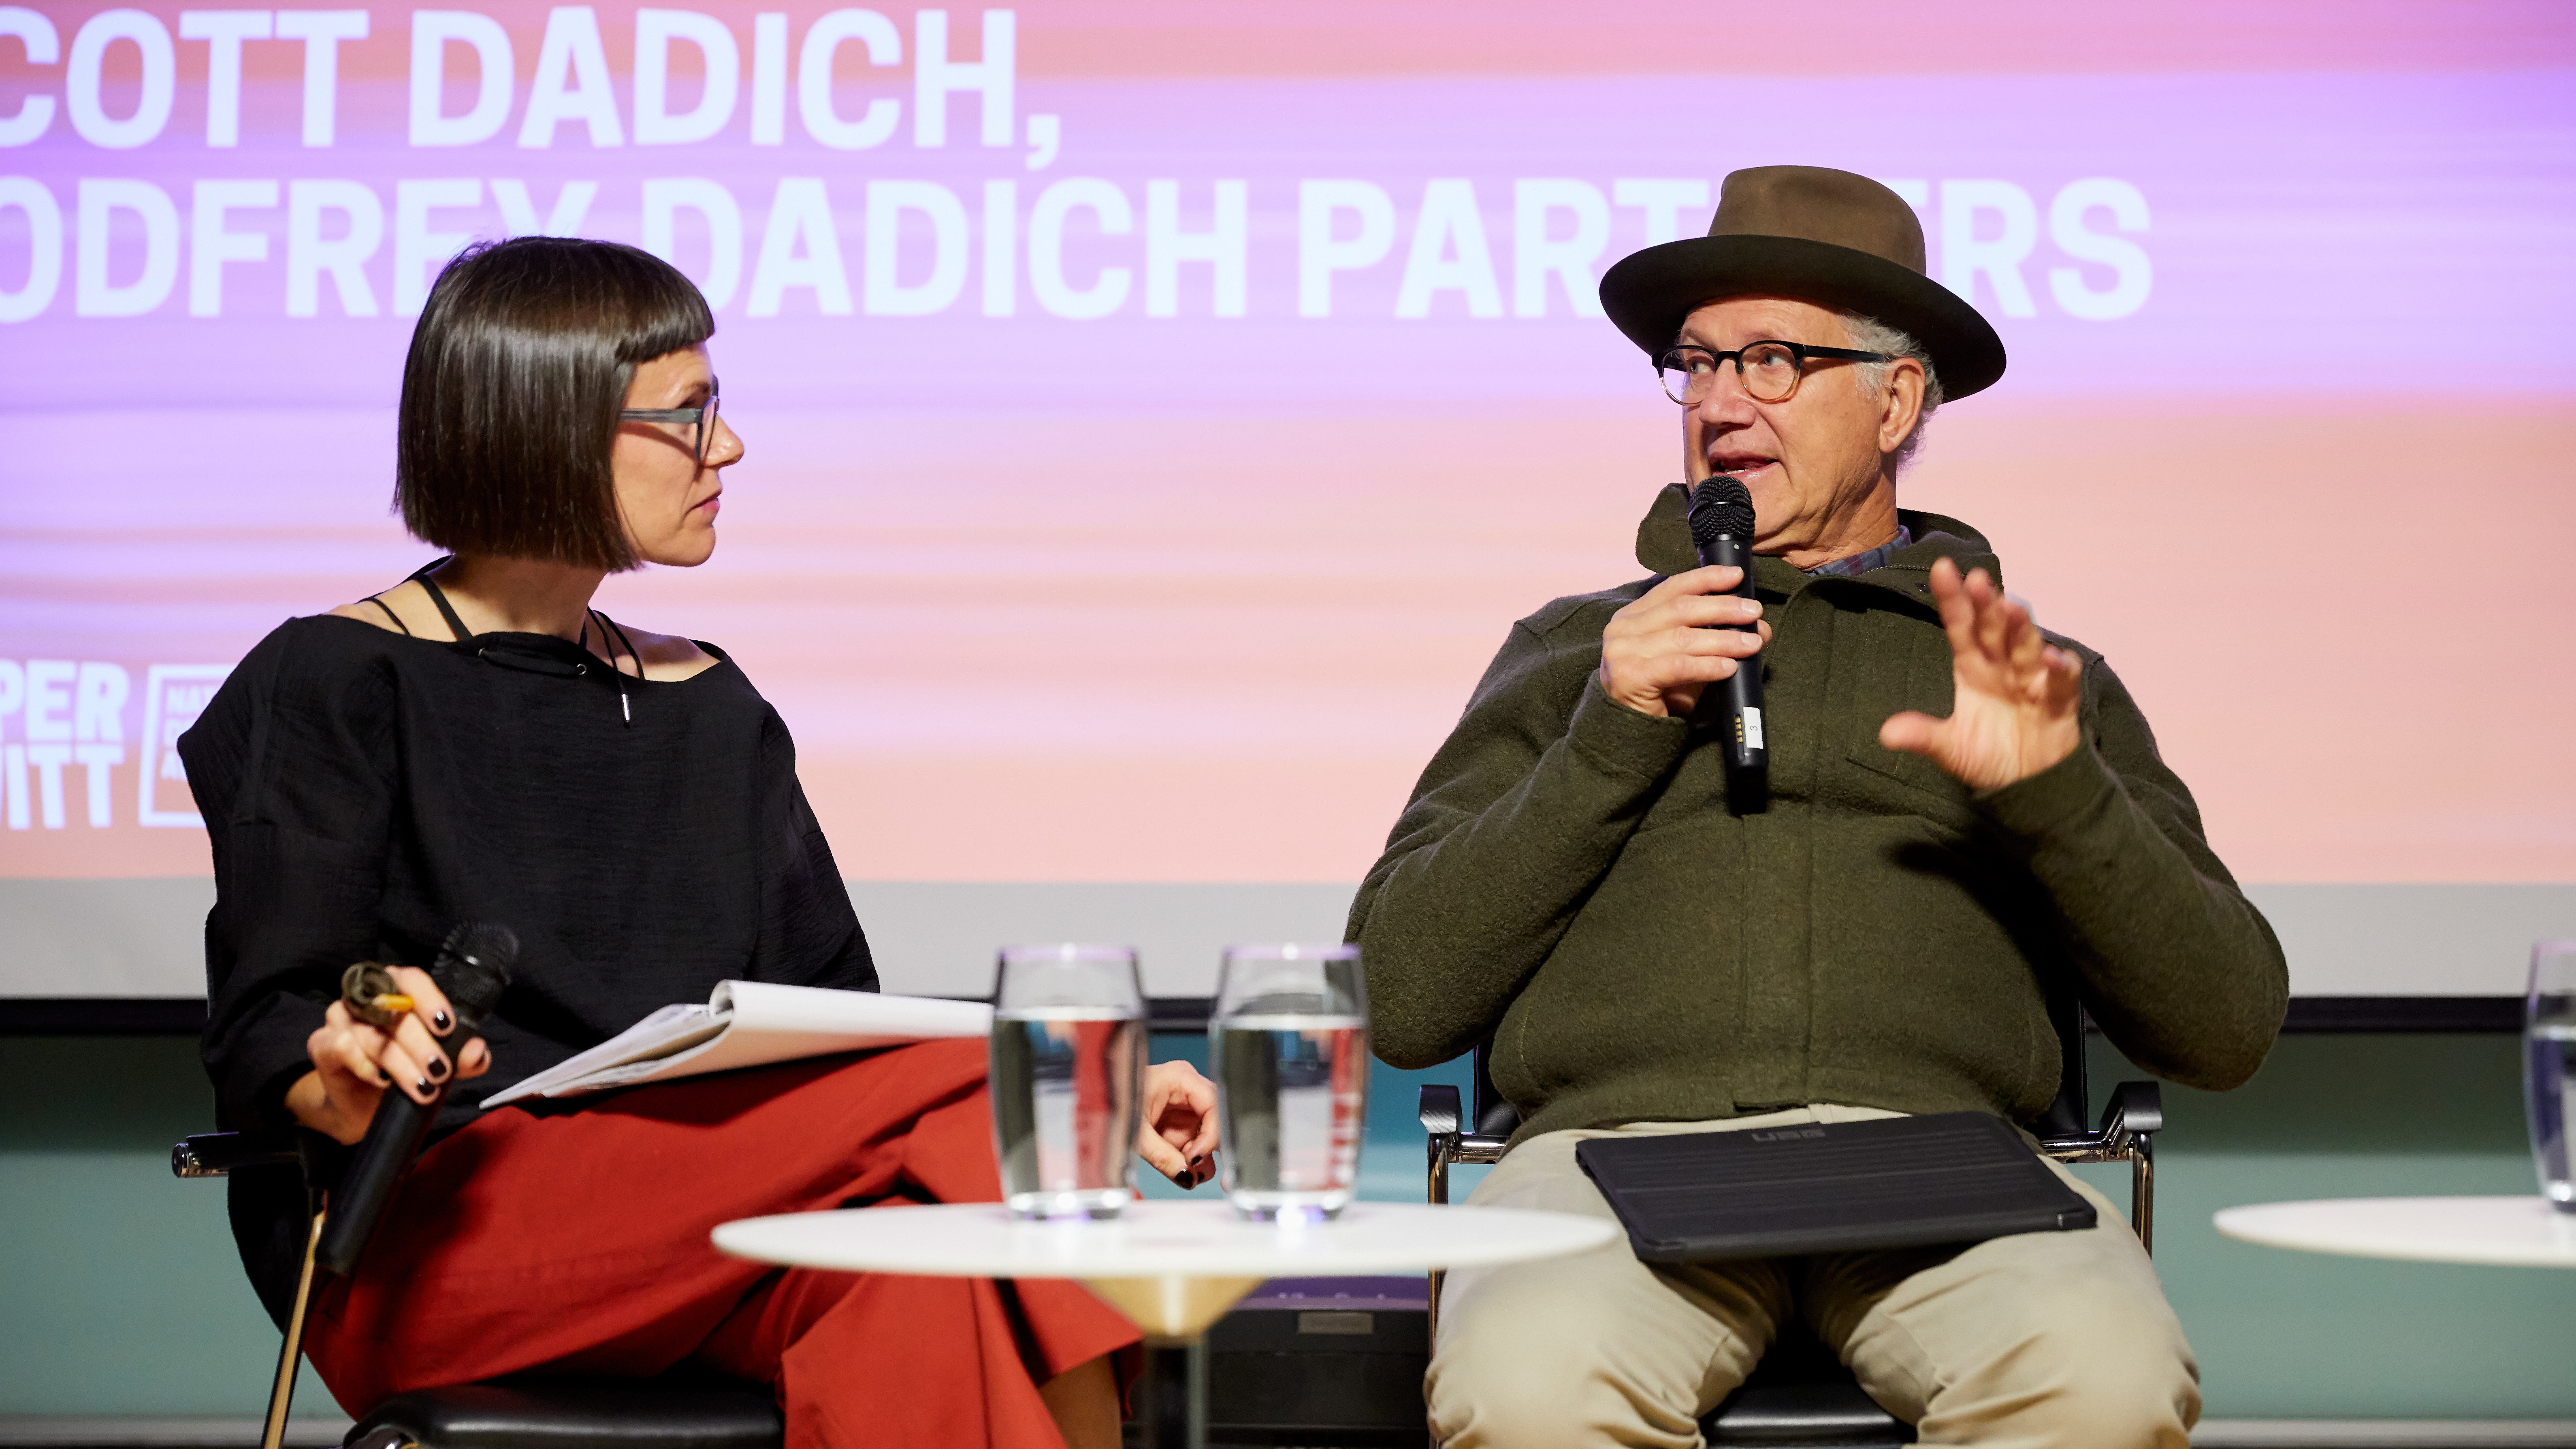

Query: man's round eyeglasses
left=620, top=391, right=721, bottom=464
left=1656, top=341, right=1893, bottom=405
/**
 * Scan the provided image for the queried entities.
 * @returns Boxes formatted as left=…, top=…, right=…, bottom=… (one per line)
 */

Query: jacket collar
left=1631, top=482, right=2001, bottom=598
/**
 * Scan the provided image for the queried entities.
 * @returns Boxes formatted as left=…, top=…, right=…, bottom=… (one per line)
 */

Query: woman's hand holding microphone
left=286, top=964, right=490, bottom=1145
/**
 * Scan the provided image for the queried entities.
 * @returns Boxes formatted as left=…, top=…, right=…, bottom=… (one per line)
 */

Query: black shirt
left=179, top=610, right=876, bottom=1315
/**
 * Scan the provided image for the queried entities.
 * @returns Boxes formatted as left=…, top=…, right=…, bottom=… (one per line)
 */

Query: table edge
left=710, top=1200, right=1621, bottom=1278
left=2211, top=1197, right=2576, bottom=1269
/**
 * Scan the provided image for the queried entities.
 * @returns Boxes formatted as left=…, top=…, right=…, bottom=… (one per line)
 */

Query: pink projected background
left=2, top=1, right=2571, bottom=890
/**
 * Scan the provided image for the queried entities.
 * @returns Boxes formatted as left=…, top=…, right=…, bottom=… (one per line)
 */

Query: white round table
left=714, top=1199, right=1616, bottom=1449
left=2213, top=1196, right=2576, bottom=1268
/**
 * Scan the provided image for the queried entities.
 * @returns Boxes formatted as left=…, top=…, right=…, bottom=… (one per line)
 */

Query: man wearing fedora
left=1351, top=166, right=2287, bottom=1445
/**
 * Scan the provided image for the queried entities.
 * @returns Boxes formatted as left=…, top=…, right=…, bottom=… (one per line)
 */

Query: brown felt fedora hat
left=1599, top=165, right=2006, bottom=399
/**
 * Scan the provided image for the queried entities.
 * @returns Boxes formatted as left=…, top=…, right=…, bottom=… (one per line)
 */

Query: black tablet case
left=1575, top=1111, right=2094, bottom=1263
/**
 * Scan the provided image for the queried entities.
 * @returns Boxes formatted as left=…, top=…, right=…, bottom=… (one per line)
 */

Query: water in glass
left=1212, top=944, right=1368, bottom=1222
left=1214, top=1013, right=1369, bottom=1219
left=2529, top=941, right=2576, bottom=1211
left=992, top=1010, right=1145, bottom=1219
left=990, top=945, right=1144, bottom=1220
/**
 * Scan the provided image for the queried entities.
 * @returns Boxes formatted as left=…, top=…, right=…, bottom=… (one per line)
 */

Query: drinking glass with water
left=1211, top=944, right=1369, bottom=1222
left=2530, top=940, right=2576, bottom=1212
left=990, top=944, right=1147, bottom=1220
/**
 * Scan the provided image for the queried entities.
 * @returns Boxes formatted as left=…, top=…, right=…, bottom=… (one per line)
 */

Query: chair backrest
left=1468, top=1039, right=1516, bottom=1136
left=1467, top=995, right=2092, bottom=1139
left=2032, top=994, right=2090, bottom=1141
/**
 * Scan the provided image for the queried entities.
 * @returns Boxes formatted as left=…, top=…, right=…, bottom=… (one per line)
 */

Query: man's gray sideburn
left=1842, top=311, right=1942, bottom=477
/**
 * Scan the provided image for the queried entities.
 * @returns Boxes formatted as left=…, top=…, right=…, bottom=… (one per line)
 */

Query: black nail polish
left=427, top=1057, right=450, bottom=1080
left=416, top=1076, right=433, bottom=1096
left=432, top=1010, right=453, bottom=1032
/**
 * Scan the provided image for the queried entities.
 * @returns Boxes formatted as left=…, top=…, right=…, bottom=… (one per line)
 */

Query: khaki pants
left=1429, top=1108, right=2199, bottom=1449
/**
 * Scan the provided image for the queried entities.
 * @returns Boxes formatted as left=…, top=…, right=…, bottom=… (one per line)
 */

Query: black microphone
left=1687, top=478, right=1768, bottom=803
left=315, top=922, right=518, bottom=1277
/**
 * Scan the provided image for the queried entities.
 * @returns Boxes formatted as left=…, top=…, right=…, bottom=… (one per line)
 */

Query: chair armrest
left=1419, top=1081, right=1508, bottom=1223
left=1419, top=1084, right=1507, bottom=1160
left=1419, top=1084, right=1463, bottom=1137
left=2102, top=1080, right=2162, bottom=1137
left=172, top=1129, right=302, bottom=1178
left=2035, top=1082, right=2162, bottom=1255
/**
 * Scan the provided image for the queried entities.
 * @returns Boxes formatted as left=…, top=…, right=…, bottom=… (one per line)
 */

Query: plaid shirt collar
left=1802, top=524, right=1914, bottom=579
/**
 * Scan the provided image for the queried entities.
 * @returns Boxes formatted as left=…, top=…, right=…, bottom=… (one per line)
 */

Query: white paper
left=481, top=983, right=992, bottom=1107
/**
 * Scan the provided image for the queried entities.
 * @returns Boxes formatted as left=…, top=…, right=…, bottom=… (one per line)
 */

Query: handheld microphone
left=1687, top=478, right=1768, bottom=803
left=315, top=922, right=518, bottom=1277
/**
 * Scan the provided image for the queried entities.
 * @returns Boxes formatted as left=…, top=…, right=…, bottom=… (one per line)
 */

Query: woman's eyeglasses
left=619, top=392, right=721, bottom=464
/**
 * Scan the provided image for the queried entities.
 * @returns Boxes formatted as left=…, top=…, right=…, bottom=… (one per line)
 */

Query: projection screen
left=3, top=1, right=2570, bottom=999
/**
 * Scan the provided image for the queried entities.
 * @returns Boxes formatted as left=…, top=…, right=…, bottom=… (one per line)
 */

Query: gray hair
left=1839, top=311, right=1942, bottom=477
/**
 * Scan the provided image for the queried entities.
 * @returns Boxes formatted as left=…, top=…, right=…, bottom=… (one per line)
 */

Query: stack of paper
left=482, top=982, right=992, bottom=1106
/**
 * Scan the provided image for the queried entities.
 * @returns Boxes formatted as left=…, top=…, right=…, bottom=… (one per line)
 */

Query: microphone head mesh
left=435, top=921, right=520, bottom=1019
left=1689, top=477, right=1756, bottom=546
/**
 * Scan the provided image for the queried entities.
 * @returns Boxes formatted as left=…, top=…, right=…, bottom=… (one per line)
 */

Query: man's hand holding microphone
left=1597, top=569, right=1772, bottom=720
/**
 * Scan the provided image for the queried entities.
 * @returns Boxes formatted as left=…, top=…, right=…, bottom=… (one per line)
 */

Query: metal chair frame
left=171, top=1129, right=337, bottom=1449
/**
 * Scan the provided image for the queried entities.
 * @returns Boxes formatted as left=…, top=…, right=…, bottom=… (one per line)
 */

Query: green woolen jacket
left=1349, top=487, right=2288, bottom=1142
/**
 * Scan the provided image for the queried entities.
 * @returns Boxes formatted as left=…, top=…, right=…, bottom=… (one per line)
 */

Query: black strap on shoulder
left=593, top=610, right=644, bottom=680
left=408, top=560, right=474, bottom=642
left=362, top=595, right=412, bottom=637
left=590, top=609, right=638, bottom=726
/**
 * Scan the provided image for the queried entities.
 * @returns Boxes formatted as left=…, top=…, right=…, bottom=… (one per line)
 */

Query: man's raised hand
left=1597, top=565, right=1774, bottom=719
left=1878, top=556, right=2082, bottom=791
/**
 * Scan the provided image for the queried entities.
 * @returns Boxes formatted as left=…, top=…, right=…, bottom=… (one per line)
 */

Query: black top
left=179, top=600, right=876, bottom=1317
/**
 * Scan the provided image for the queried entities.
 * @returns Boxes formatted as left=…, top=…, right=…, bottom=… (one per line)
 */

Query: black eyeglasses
left=1656, top=341, right=1892, bottom=405
left=620, top=389, right=722, bottom=464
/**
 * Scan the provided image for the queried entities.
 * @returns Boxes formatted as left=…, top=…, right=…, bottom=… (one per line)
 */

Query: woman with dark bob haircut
left=180, top=237, right=1218, bottom=1449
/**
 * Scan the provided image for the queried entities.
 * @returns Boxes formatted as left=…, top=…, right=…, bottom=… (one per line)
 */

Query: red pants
left=304, top=1040, right=1142, bottom=1449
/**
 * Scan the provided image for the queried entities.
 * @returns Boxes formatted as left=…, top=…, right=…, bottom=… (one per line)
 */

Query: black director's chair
left=172, top=1129, right=784, bottom=1449
left=1417, top=999, right=2161, bottom=1447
